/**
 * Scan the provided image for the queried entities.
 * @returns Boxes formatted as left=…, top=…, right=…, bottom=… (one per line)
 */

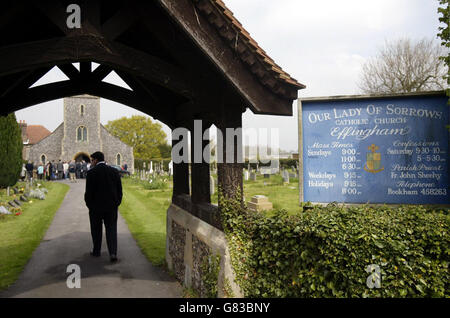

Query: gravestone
left=6, top=186, right=10, bottom=197
left=13, top=199, right=21, bottom=206
left=250, top=172, right=257, bottom=181
left=243, top=170, right=249, bottom=181
left=13, top=187, right=19, bottom=194
left=289, top=173, right=297, bottom=179
left=283, top=171, right=290, bottom=184
left=263, top=174, right=270, bottom=179
left=8, top=201, right=18, bottom=208
left=0, top=206, right=12, bottom=215
left=168, top=161, right=173, bottom=176
left=210, top=176, right=215, bottom=195
left=247, top=195, right=273, bottom=212
left=20, top=195, right=28, bottom=202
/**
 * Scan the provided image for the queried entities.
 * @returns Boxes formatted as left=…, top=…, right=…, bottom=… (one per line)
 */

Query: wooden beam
left=33, top=1, right=70, bottom=35
left=91, top=64, right=113, bottom=81
left=102, top=5, right=138, bottom=40
left=57, top=64, right=80, bottom=80
left=1, top=67, right=51, bottom=98
left=0, top=35, right=192, bottom=98
left=80, top=61, right=91, bottom=77
left=0, top=79, right=154, bottom=117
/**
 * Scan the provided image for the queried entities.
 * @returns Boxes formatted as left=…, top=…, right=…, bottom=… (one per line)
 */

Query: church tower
left=61, top=95, right=102, bottom=162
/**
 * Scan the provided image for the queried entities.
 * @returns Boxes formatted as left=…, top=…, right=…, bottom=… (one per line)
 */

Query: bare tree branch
left=358, top=38, right=448, bottom=94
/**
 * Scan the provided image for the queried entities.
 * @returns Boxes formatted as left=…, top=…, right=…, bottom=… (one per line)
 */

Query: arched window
left=77, top=126, right=87, bottom=141
left=41, top=154, right=46, bottom=164
left=80, top=104, right=85, bottom=116
left=116, top=153, right=121, bottom=166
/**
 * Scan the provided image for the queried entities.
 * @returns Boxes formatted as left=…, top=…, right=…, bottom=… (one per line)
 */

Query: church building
left=25, top=95, right=134, bottom=172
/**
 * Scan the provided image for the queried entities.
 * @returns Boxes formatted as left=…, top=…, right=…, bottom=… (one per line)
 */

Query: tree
left=437, top=0, right=449, bottom=86
left=0, top=113, right=23, bottom=188
left=105, top=115, right=169, bottom=160
left=358, top=38, right=447, bottom=94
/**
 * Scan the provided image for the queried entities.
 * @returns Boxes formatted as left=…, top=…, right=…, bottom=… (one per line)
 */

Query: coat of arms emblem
left=363, top=144, right=384, bottom=174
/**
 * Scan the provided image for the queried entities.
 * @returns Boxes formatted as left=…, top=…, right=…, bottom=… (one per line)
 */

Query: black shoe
left=110, top=254, right=118, bottom=263
left=90, top=251, right=101, bottom=257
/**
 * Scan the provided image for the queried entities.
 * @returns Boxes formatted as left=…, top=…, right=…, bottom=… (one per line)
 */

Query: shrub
left=0, top=113, right=23, bottom=188
left=220, top=197, right=449, bottom=298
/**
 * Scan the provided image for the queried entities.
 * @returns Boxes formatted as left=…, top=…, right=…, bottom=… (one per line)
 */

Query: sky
left=15, top=0, right=444, bottom=152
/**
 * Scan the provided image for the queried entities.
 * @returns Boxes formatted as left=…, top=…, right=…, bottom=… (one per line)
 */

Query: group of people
left=24, top=160, right=91, bottom=182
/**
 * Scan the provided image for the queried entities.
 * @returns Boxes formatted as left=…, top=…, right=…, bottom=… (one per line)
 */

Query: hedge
left=220, top=198, right=449, bottom=298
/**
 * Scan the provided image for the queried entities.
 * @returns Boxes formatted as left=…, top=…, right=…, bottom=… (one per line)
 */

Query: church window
left=116, top=153, right=121, bottom=166
left=80, top=104, right=85, bottom=116
left=77, top=126, right=87, bottom=141
left=41, top=154, right=46, bottom=164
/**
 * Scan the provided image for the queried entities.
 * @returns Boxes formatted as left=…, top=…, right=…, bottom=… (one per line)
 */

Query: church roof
left=194, top=0, right=305, bottom=94
left=25, top=125, right=51, bottom=145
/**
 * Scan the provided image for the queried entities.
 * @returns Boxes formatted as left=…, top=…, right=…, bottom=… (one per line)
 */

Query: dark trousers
left=89, top=209, right=118, bottom=256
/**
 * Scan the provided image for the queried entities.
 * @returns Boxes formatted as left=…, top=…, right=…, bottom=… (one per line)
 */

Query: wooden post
left=191, top=122, right=211, bottom=204
left=172, top=137, right=190, bottom=198
left=297, top=99, right=304, bottom=205
left=217, top=110, right=243, bottom=203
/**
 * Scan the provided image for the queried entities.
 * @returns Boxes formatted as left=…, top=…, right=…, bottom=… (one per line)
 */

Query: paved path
left=0, top=179, right=182, bottom=298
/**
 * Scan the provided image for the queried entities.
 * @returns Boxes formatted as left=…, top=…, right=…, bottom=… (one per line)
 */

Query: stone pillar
left=172, top=137, right=190, bottom=198
left=191, top=122, right=211, bottom=204
left=217, top=110, right=243, bottom=203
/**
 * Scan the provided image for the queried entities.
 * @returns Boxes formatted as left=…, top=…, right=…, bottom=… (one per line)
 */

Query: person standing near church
left=63, top=161, right=69, bottom=179
left=84, top=151, right=122, bottom=263
left=57, top=160, right=64, bottom=180
left=69, top=160, right=76, bottom=182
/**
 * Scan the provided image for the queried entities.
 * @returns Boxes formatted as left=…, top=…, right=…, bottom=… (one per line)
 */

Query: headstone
left=8, top=201, right=18, bottom=208
left=263, top=174, right=270, bottom=179
left=168, top=161, right=173, bottom=176
left=247, top=195, right=273, bottom=212
left=250, top=172, right=257, bottom=181
left=0, top=206, right=12, bottom=215
left=149, top=161, right=153, bottom=173
left=243, top=170, right=249, bottom=181
left=13, top=199, right=21, bottom=206
left=20, top=195, right=28, bottom=202
left=283, top=171, right=290, bottom=184
left=13, top=187, right=19, bottom=194
left=210, top=176, right=215, bottom=195
left=6, top=186, right=10, bottom=197
left=289, top=173, right=297, bottom=179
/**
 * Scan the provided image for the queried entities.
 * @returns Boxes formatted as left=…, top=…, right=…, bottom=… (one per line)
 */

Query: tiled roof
left=193, top=0, right=305, bottom=98
left=25, top=125, right=51, bottom=145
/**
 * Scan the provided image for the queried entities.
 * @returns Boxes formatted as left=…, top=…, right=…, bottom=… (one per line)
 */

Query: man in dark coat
left=84, top=151, right=123, bottom=262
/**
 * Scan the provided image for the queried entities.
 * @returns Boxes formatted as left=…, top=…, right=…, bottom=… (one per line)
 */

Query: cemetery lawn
left=119, top=174, right=301, bottom=269
left=119, top=177, right=171, bottom=266
left=0, top=181, right=69, bottom=291
left=212, top=174, right=302, bottom=215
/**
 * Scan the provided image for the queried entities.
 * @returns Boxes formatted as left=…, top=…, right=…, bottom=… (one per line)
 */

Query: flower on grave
left=15, top=212, right=22, bottom=216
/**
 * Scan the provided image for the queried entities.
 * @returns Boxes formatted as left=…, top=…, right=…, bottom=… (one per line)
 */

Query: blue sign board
left=301, top=93, right=449, bottom=204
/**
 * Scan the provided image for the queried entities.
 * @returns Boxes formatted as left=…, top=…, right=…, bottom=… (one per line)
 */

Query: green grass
left=119, top=173, right=301, bottom=268
left=0, top=181, right=69, bottom=291
left=212, top=174, right=301, bottom=215
left=119, top=177, right=172, bottom=266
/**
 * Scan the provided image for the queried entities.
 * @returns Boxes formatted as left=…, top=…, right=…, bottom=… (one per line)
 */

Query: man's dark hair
left=90, top=151, right=105, bottom=162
